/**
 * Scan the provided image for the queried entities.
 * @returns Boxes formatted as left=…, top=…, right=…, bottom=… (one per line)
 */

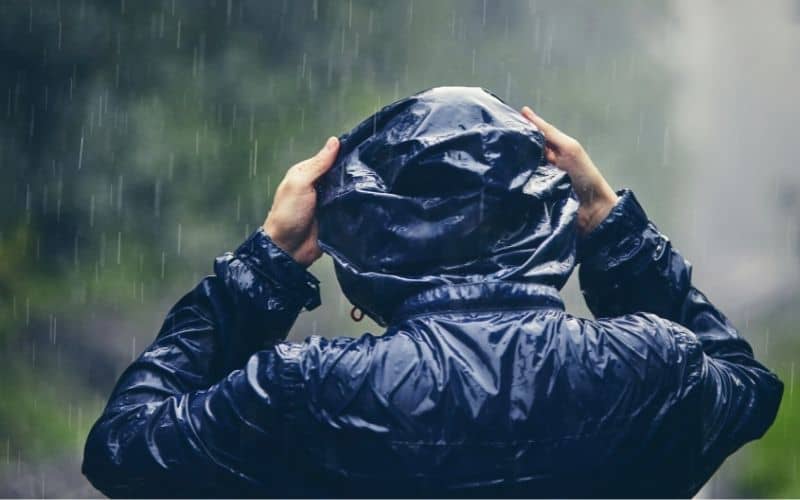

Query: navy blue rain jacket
left=82, top=87, right=782, bottom=498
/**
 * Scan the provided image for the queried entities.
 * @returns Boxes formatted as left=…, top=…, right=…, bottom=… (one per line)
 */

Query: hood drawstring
left=350, top=306, right=364, bottom=322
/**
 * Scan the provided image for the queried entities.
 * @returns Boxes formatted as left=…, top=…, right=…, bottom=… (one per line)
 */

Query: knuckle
left=280, top=175, right=301, bottom=192
left=285, top=178, right=304, bottom=192
left=287, top=162, right=304, bottom=175
left=565, top=138, right=582, bottom=155
left=307, top=156, right=327, bottom=171
left=274, top=182, right=290, bottom=197
left=285, top=166, right=307, bottom=185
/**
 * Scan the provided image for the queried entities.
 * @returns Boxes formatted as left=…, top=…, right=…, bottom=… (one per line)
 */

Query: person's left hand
left=263, top=136, right=340, bottom=267
left=520, top=106, right=618, bottom=235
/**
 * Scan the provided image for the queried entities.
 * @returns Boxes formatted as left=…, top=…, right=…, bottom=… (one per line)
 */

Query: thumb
left=304, top=136, right=340, bottom=180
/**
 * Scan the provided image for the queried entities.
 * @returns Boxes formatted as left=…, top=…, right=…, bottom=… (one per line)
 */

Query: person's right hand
left=520, top=106, right=618, bottom=235
left=263, top=136, right=340, bottom=267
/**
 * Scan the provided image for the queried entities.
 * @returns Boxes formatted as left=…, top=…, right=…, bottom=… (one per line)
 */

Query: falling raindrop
left=89, top=194, right=95, bottom=227
left=471, top=48, right=477, bottom=75
left=77, top=134, right=84, bottom=169
left=253, top=139, right=259, bottom=176
left=790, top=361, right=795, bottom=411
left=154, top=179, right=161, bottom=217
left=116, top=174, right=123, bottom=214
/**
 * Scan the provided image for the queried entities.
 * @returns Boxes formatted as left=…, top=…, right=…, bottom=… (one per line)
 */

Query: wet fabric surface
left=83, top=87, right=782, bottom=498
left=317, top=87, right=577, bottom=326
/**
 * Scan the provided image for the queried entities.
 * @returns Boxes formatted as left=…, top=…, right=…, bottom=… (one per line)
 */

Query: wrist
left=262, top=222, right=297, bottom=258
left=576, top=189, right=649, bottom=261
left=234, top=228, right=322, bottom=311
left=262, top=222, right=321, bottom=268
left=577, top=189, right=618, bottom=235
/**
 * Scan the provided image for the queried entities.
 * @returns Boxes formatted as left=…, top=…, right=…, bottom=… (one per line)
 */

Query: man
left=82, top=87, right=782, bottom=497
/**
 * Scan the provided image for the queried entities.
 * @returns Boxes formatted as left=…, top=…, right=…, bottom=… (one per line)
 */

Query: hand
left=520, top=106, right=618, bottom=235
left=263, top=136, right=340, bottom=267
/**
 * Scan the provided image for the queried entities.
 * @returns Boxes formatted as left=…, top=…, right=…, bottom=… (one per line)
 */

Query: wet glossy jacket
left=83, top=87, right=783, bottom=497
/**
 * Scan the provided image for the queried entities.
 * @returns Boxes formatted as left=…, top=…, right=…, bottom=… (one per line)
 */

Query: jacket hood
left=317, top=86, right=579, bottom=325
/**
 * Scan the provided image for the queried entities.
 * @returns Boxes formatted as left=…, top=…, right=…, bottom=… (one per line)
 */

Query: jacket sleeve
left=81, top=228, right=322, bottom=497
left=578, top=189, right=783, bottom=493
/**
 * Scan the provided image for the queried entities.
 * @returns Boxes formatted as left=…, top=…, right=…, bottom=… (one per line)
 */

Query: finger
left=521, top=106, right=565, bottom=143
left=302, top=136, right=340, bottom=180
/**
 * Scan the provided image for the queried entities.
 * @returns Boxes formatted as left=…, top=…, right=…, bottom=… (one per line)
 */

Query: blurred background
left=0, top=0, right=798, bottom=496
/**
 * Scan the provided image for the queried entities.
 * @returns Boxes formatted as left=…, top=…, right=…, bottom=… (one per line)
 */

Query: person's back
left=82, top=87, right=782, bottom=498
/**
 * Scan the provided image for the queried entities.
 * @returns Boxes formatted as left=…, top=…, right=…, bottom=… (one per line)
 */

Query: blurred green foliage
left=733, top=294, right=800, bottom=497
left=0, top=0, right=791, bottom=497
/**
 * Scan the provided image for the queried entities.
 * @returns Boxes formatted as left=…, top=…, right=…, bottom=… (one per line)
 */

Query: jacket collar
left=390, top=281, right=565, bottom=323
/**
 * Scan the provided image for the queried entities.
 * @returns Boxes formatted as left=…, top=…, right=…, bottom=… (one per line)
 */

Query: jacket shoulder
left=579, top=312, right=706, bottom=399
